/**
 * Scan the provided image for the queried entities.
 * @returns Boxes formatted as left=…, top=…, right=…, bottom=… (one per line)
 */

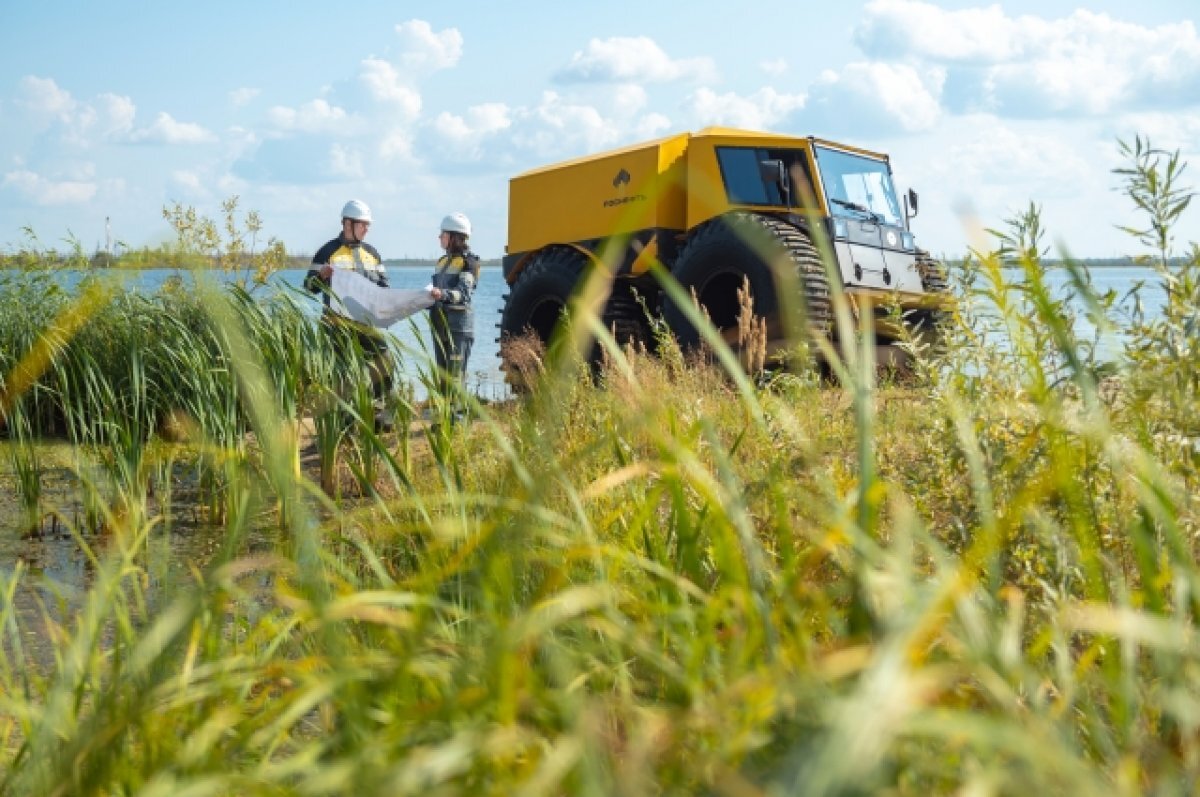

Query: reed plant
left=0, top=137, right=1198, bottom=795
left=162, top=196, right=290, bottom=289
left=309, top=370, right=347, bottom=499
left=1, top=401, right=42, bottom=536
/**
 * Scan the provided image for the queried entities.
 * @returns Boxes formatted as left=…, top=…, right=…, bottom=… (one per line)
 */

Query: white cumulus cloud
left=16, top=75, right=77, bottom=124
left=416, top=82, right=675, bottom=173
left=2, top=168, right=97, bottom=205
left=10, top=79, right=135, bottom=145
left=435, top=103, right=512, bottom=140
left=807, top=62, right=943, bottom=133
left=430, top=103, right=512, bottom=162
left=170, top=170, right=209, bottom=197
left=129, top=112, right=216, bottom=144
left=506, top=91, right=623, bottom=159
left=1112, top=111, right=1200, bottom=162
left=557, top=36, right=716, bottom=84
left=690, top=86, right=807, bottom=130
left=760, top=58, right=789, bottom=76
left=238, top=23, right=456, bottom=183
left=359, top=58, right=422, bottom=117
left=933, top=120, right=1093, bottom=191
left=229, top=87, right=260, bottom=107
left=856, top=1, right=1200, bottom=117
left=97, top=93, right=136, bottom=137
left=327, top=143, right=365, bottom=179
left=267, top=99, right=358, bottom=135
left=395, top=19, right=463, bottom=72
left=856, top=1, right=1022, bottom=63
left=379, top=129, right=416, bottom=163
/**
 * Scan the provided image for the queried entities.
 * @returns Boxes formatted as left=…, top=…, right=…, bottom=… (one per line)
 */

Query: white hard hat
left=440, top=212, right=471, bottom=236
left=342, top=199, right=372, bottom=222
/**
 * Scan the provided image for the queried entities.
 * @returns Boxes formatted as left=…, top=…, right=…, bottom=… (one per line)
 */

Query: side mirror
left=760, top=159, right=791, bottom=208
left=760, top=159, right=786, bottom=185
left=906, top=188, right=919, bottom=218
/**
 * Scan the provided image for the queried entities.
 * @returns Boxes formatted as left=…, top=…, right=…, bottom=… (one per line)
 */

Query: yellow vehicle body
left=506, top=131, right=690, bottom=270
left=505, top=127, right=894, bottom=277
left=500, top=127, right=949, bottom=369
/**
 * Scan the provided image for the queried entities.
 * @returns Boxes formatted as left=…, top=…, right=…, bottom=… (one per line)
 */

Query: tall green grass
left=1, top=138, right=1199, bottom=794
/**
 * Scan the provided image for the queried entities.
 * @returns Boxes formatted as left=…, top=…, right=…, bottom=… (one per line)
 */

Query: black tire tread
left=498, top=246, right=586, bottom=341
left=499, top=247, right=652, bottom=381
left=915, top=250, right=949, bottom=294
left=914, top=250, right=952, bottom=327
left=601, top=289, right=651, bottom=350
left=670, top=211, right=833, bottom=343
left=749, top=213, right=834, bottom=339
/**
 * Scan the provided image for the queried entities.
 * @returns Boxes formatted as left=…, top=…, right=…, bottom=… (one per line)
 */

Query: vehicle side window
left=716, top=147, right=770, bottom=205
left=717, top=146, right=815, bottom=207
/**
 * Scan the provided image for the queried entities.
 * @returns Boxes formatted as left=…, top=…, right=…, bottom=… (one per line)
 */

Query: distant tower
left=105, top=216, right=113, bottom=263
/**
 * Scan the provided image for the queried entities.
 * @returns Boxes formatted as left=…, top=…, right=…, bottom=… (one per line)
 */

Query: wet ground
left=0, top=442, right=285, bottom=672
left=0, top=415, right=454, bottom=671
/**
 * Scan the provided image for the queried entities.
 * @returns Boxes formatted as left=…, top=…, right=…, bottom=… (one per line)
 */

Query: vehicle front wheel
left=662, top=212, right=832, bottom=356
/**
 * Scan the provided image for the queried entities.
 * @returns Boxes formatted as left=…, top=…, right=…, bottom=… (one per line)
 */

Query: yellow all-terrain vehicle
left=499, top=127, right=950, bottom=372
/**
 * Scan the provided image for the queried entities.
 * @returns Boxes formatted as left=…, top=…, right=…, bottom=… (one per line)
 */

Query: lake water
left=43, top=266, right=515, bottom=402
left=1024, top=264, right=1169, bottom=359
left=35, top=262, right=1174, bottom=378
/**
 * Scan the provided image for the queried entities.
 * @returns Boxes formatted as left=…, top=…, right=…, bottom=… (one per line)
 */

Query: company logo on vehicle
left=605, top=167, right=646, bottom=208
left=885, top=230, right=898, bottom=247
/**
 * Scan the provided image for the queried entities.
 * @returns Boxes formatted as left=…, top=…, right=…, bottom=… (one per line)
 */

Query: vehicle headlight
left=901, top=231, right=915, bottom=250
left=833, top=218, right=849, bottom=239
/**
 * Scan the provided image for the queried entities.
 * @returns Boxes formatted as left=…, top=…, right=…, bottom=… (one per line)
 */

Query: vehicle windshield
left=814, top=145, right=902, bottom=227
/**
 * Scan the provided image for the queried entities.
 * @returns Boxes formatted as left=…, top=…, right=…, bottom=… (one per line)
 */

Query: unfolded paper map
left=330, top=270, right=436, bottom=327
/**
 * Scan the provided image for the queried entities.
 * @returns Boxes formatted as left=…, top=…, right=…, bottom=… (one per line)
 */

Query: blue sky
left=2, top=0, right=1198, bottom=260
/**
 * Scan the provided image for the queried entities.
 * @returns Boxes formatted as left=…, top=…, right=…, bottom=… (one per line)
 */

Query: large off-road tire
left=499, top=247, right=651, bottom=384
left=601, top=285, right=653, bottom=355
left=662, top=212, right=832, bottom=355
left=500, top=247, right=585, bottom=346
left=915, top=250, right=949, bottom=295
left=499, top=247, right=584, bottom=386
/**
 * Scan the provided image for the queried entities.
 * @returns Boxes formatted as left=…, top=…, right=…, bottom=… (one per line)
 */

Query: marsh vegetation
left=1, top=138, right=1198, bottom=795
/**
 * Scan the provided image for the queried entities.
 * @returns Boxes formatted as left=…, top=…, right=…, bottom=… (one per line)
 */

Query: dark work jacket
left=430, top=250, right=480, bottom=341
left=304, top=233, right=388, bottom=312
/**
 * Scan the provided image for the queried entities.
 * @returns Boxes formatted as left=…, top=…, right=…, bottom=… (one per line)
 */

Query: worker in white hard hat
left=428, top=212, right=480, bottom=428
left=304, top=199, right=396, bottom=431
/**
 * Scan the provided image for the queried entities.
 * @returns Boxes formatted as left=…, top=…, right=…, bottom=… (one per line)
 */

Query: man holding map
left=304, top=199, right=433, bottom=431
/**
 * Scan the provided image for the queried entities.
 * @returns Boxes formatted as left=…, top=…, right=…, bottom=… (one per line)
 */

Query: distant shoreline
left=0, top=256, right=1179, bottom=271
left=0, top=258, right=503, bottom=272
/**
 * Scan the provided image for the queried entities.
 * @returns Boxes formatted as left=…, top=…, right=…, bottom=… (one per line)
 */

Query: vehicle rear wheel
left=500, top=248, right=584, bottom=344
left=602, top=285, right=652, bottom=354
left=662, top=212, right=832, bottom=357
left=499, top=247, right=584, bottom=384
left=499, top=247, right=652, bottom=384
